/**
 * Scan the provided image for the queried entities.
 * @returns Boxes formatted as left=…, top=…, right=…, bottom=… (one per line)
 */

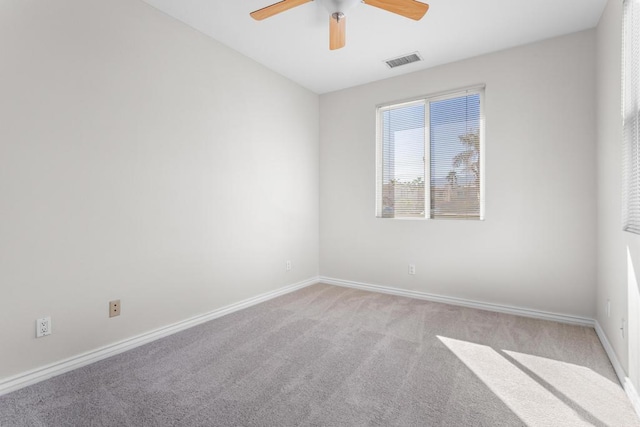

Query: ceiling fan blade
left=329, top=13, right=346, bottom=50
left=363, top=0, right=429, bottom=21
left=250, top=0, right=312, bottom=21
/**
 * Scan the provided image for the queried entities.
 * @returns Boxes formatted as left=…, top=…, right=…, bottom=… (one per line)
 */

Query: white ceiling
left=142, top=0, right=607, bottom=94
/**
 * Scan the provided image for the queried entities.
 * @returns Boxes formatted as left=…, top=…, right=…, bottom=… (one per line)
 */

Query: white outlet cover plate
left=36, top=317, right=51, bottom=338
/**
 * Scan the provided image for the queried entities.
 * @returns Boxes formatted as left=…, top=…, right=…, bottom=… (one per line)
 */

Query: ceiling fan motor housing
left=320, top=0, right=361, bottom=14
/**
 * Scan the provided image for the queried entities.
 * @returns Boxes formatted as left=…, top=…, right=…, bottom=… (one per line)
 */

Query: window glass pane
left=430, top=93, right=481, bottom=219
left=381, top=102, right=425, bottom=218
left=376, top=88, right=484, bottom=220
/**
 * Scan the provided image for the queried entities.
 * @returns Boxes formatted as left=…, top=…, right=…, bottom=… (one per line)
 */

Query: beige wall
left=0, top=0, right=319, bottom=379
left=596, top=0, right=640, bottom=390
left=320, top=30, right=598, bottom=318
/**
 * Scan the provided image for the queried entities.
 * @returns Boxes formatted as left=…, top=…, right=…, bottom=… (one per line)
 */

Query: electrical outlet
left=109, top=300, right=121, bottom=318
left=36, top=317, right=51, bottom=338
left=621, top=317, right=626, bottom=338
left=286, top=260, right=292, bottom=272
left=408, top=264, right=416, bottom=275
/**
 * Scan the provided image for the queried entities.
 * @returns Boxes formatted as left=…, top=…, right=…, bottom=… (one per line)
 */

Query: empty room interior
left=4, top=0, right=640, bottom=425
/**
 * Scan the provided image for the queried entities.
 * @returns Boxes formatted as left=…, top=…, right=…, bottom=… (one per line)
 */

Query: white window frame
left=375, top=85, right=485, bottom=220
left=623, top=0, right=640, bottom=234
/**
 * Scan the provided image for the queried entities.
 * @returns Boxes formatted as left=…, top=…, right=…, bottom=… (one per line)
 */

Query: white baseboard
left=0, top=276, right=319, bottom=396
left=594, top=321, right=627, bottom=386
left=320, top=276, right=595, bottom=327
left=595, top=320, right=640, bottom=418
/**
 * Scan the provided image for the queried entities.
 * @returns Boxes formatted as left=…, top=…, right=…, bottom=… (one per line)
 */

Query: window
left=376, top=87, right=485, bottom=220
left=624, top=0, right=640, bottom=234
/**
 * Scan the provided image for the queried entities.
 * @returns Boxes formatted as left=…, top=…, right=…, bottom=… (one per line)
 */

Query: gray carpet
left=1, top=283, right=638, bottom=426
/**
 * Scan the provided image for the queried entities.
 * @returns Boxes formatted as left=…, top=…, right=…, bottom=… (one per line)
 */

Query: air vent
left=384, top=52, right=423, bottom=69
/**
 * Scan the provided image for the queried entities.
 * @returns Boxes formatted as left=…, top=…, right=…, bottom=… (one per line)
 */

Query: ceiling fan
left=250, top=0, right=429, bottom=50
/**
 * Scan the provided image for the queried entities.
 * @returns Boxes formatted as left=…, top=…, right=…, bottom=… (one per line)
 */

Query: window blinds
left=430, top=93, right=482, bottom=219
left=378, top=100, right=426, bottom=218
left=376, top=88, right=484, bottom=220
left=623, top=0, right=640, bottom=234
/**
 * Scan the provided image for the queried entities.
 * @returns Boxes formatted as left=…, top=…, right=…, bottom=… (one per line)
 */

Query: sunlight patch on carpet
left=438, top=336, right=595, bottom=426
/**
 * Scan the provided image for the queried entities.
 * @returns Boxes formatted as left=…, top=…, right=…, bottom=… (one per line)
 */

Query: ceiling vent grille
left=385, top=52, right=423, bottom=69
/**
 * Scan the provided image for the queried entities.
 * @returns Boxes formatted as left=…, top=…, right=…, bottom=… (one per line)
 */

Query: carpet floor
left=1, top=283, right=638, bottom=426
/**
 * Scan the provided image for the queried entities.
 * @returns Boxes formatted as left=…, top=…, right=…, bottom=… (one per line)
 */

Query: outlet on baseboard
left=36, top=317, right=51, bottom=338
left=621, top=317, right=626, bottom=338
left=286, top=260, right=292, bottom=272
left=109, top=300, right=121, bottom=318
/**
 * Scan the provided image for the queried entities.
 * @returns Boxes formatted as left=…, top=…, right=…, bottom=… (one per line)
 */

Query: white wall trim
left=594, top=320, right=627, bottom=386
left=320, top=276, right=595, bottom=327
left=595, top=320, right=640, bottom=418
left=0, top=276, right=319, bottom=396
